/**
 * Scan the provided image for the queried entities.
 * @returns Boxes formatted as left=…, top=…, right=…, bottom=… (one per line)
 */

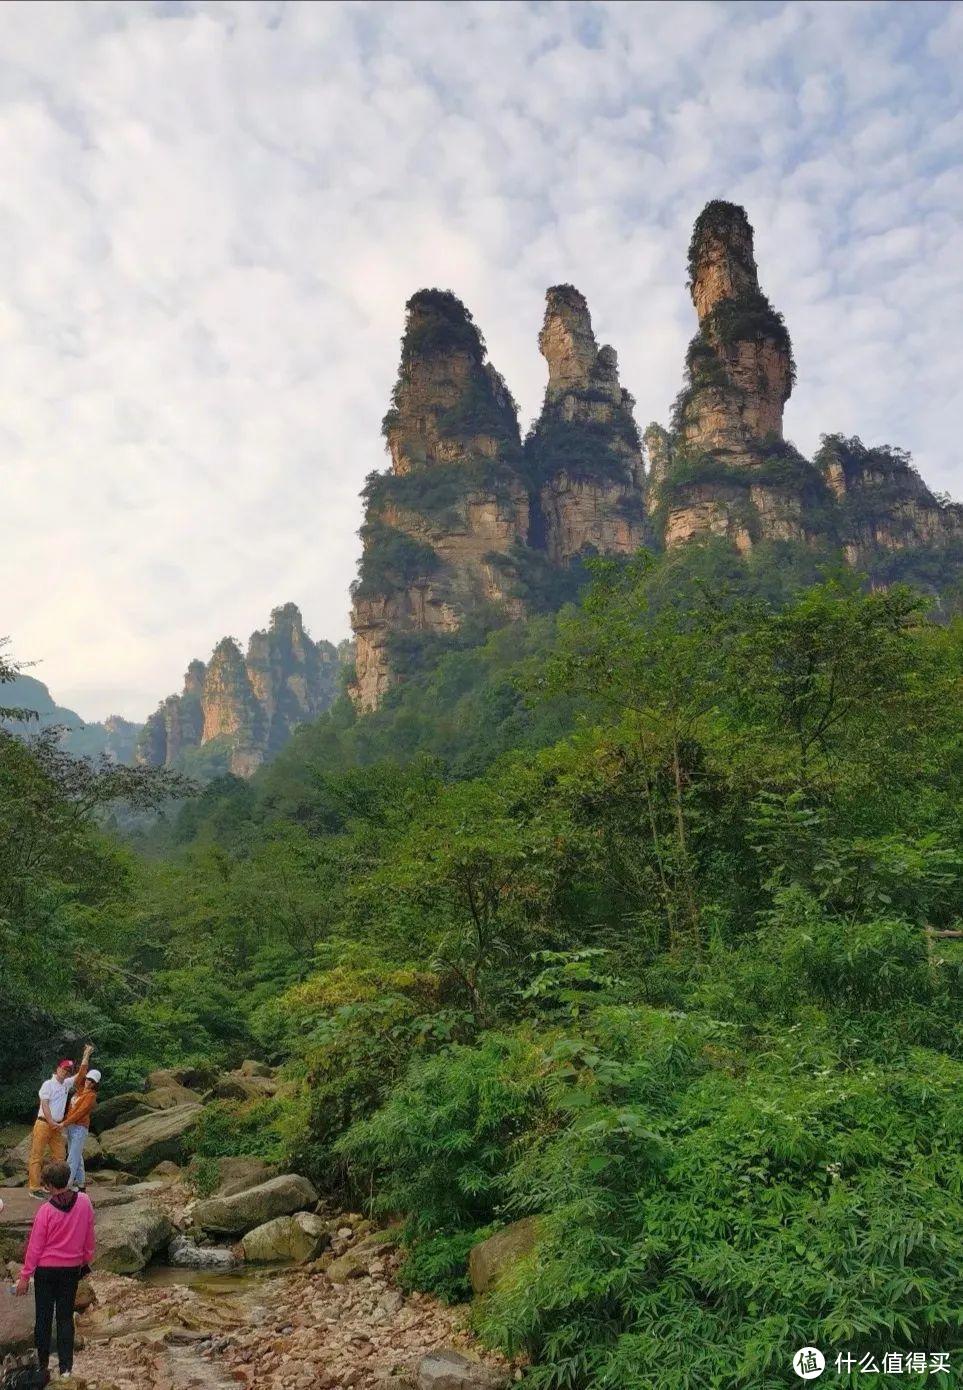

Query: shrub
left=336, top=1032, right=552, bottom=1235
left=185, top=1097, right=287, bottom=1164
left=352, top=520, right=439, bottom=599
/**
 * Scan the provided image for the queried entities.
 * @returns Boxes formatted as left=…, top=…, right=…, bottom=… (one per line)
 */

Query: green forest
left=3, top=538, right=962, bottom=1388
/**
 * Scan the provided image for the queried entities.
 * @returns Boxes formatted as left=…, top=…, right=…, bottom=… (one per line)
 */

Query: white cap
left=87, top=1068, right=102, bottom=1084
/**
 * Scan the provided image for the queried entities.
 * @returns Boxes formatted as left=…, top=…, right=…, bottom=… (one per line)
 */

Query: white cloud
left=0, top=0, right=961, bottom=718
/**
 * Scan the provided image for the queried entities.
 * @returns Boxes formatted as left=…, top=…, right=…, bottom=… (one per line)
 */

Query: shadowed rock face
left=136, top=604, right=341, bottom=775
left=350, top=290, right=529, bottom=712
left=527, top=286, right=645, bottom=565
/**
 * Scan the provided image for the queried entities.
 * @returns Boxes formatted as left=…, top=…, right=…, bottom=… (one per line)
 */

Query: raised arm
left=73, top=1042, right=94, bottom=1091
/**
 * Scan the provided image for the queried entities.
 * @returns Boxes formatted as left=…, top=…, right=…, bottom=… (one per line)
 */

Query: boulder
left=147, top=1065, right=218, bottom=1091
left=239, top=1060, right=274, bottom=1079
left=81, top=1131, right=104, bottom=1169
left=469, top=1217, right=541, bottom=1295
left=0, top=1284, right=35, bottom=1355
left=325, top=1233, right=397, bottom=1283
left=168, top=1232, right=238, bottom=1270
left=241, top=1212, right=329, bottom=1264
left=205, top=1074, right=278, bottom=1103
left=91, top=1169, right=138, bottom=1187
left=211, top=1156, right=278, bottom=1197
left=99, top=1104, right=202, bottom=1173
left=74, top=1278, right=96, bottom=1314
left=1, top=1134, right=31, bottom=1175
left=192, top=1174, right=318, bottom=1236
left=91, top=1092, right=151, bottom=1135
left=92, top=1200, right=172, bottom=1274
left=141, top=1085, right=202, bottom=1111
left=416, top=1350, right=508, bottom=1390
left=148, top=1160, right=183, bottom=1182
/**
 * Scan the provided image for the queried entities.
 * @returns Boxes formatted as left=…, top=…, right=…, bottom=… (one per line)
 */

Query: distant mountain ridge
left=0, top=673, right=140, bottom=762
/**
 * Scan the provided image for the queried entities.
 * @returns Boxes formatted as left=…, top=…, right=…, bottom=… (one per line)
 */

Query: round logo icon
left=792, top=1347, right=826, bottom=1380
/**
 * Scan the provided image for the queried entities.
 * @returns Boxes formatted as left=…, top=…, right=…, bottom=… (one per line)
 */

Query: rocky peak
left=674, top=200, right=794, bottom=460
left=526, top=286, right=645, bottom=565
left=687, top=201, right=758, bottom=321
left=539, top=285, right=603, bottom=401
left=202, top=639, right=259, bottom=746
left=183, top=660, right=206, bottom=698
left=643, top=423, right=672, bottom=493
left=381, top=289, right=521, bottom=477
left=350, top=289, right=529, bottom=712
left=136, top=606, right=343, bottom=777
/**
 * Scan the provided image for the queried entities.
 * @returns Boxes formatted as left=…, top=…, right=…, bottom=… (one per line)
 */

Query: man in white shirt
left=28, top=1044, right=93, bottom=1198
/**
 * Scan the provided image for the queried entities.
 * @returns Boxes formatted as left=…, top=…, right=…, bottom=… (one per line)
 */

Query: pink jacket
left=22, top=1193, right=95, bottom=1279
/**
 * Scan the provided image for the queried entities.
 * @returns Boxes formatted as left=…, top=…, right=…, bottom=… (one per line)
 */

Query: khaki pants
left=28, top=1118, right=66, bottom=1191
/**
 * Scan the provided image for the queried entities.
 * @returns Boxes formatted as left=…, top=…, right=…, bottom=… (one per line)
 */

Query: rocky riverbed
left=2, top=1181, right=516, bottom=1390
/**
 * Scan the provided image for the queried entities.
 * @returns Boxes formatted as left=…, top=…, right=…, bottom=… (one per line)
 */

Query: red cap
left=57, top=1059, right=74, bottom=1070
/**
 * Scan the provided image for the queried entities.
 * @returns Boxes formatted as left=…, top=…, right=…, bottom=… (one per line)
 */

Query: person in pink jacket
left=15, top=1160, right=95, bottom=1380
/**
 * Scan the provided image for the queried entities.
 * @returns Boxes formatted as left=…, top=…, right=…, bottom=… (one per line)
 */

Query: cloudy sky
left=2, top=0, right=962, bottom=719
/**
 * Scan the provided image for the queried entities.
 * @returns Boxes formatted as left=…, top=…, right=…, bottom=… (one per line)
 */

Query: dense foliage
left=4, top=543, right=963, bottom=1386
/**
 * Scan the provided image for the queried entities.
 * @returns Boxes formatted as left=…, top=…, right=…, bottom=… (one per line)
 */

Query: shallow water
left=143, top=1261, right=292, bottom=1294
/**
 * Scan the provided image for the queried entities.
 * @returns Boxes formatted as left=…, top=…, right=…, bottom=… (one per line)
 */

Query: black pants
left=33, top=1265, right=82, bottom=1374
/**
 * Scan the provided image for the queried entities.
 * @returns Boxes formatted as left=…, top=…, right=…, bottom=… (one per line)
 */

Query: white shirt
left=37, top=1075, right=76, bottom=1123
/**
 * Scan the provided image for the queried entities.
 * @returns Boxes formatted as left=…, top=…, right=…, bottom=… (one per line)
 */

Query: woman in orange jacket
left=64, top=1055, right=101, bottom=1192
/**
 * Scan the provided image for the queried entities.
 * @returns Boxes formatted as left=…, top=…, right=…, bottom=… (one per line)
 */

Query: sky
left=1, top=0, right=962, bottom=721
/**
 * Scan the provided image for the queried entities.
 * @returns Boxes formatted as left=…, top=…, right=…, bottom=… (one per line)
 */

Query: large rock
left=416, top=1350, right=508, bottom=1390
left=469, top=1217, right=541, bottom=1295
left=239, top=1060, right=274, bottom=1079
left=0, top=1284, right=35, bottom=1354
left=211, top=1156, right=278, bottom=1197
left=168, top=1232, right=238, bottom=1270
left=141, top=1084, right=203, bottom=1111
left=147, top=1065, right=218, bottom=1091
left=325, top=1233, right=397, bottom=1284
left=241, top=1212, right=329, bottom=1264
left=1, top=1134, right=32, bottom=1175
left=99, top=1104, right=201, bottom=1173
left=205, top=1073, right=278, bottom=1102
left=192, top=1174, right=317, bottom=1236
left=91, top=1091, right=151, bottom=1135
left=93, top=1200, right=172, bottom=1274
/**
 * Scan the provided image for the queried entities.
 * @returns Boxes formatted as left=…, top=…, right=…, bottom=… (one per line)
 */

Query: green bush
left=337, top=1032, right=552, bottom=1235
left=352, top=520, right=439, bottom=598
left=185, top=1097, right=287, bottom=1164
left=397, top=1227, right=492, bottom=1303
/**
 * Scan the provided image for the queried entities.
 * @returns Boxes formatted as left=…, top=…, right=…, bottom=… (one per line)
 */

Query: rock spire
left=137, top=604, right=341, bottom=776
left=349, top=290, right=529, bottom=712
left=526, top=286, right=645, bottom=563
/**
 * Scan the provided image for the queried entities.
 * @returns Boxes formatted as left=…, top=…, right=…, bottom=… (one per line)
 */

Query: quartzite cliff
left=137, top=603, right=343, bottom=776
left=350, top=201, right=962, bottom=709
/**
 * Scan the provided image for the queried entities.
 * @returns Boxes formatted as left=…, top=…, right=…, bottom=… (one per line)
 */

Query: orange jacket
left=65, top=1060, right=96, bottom=1129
